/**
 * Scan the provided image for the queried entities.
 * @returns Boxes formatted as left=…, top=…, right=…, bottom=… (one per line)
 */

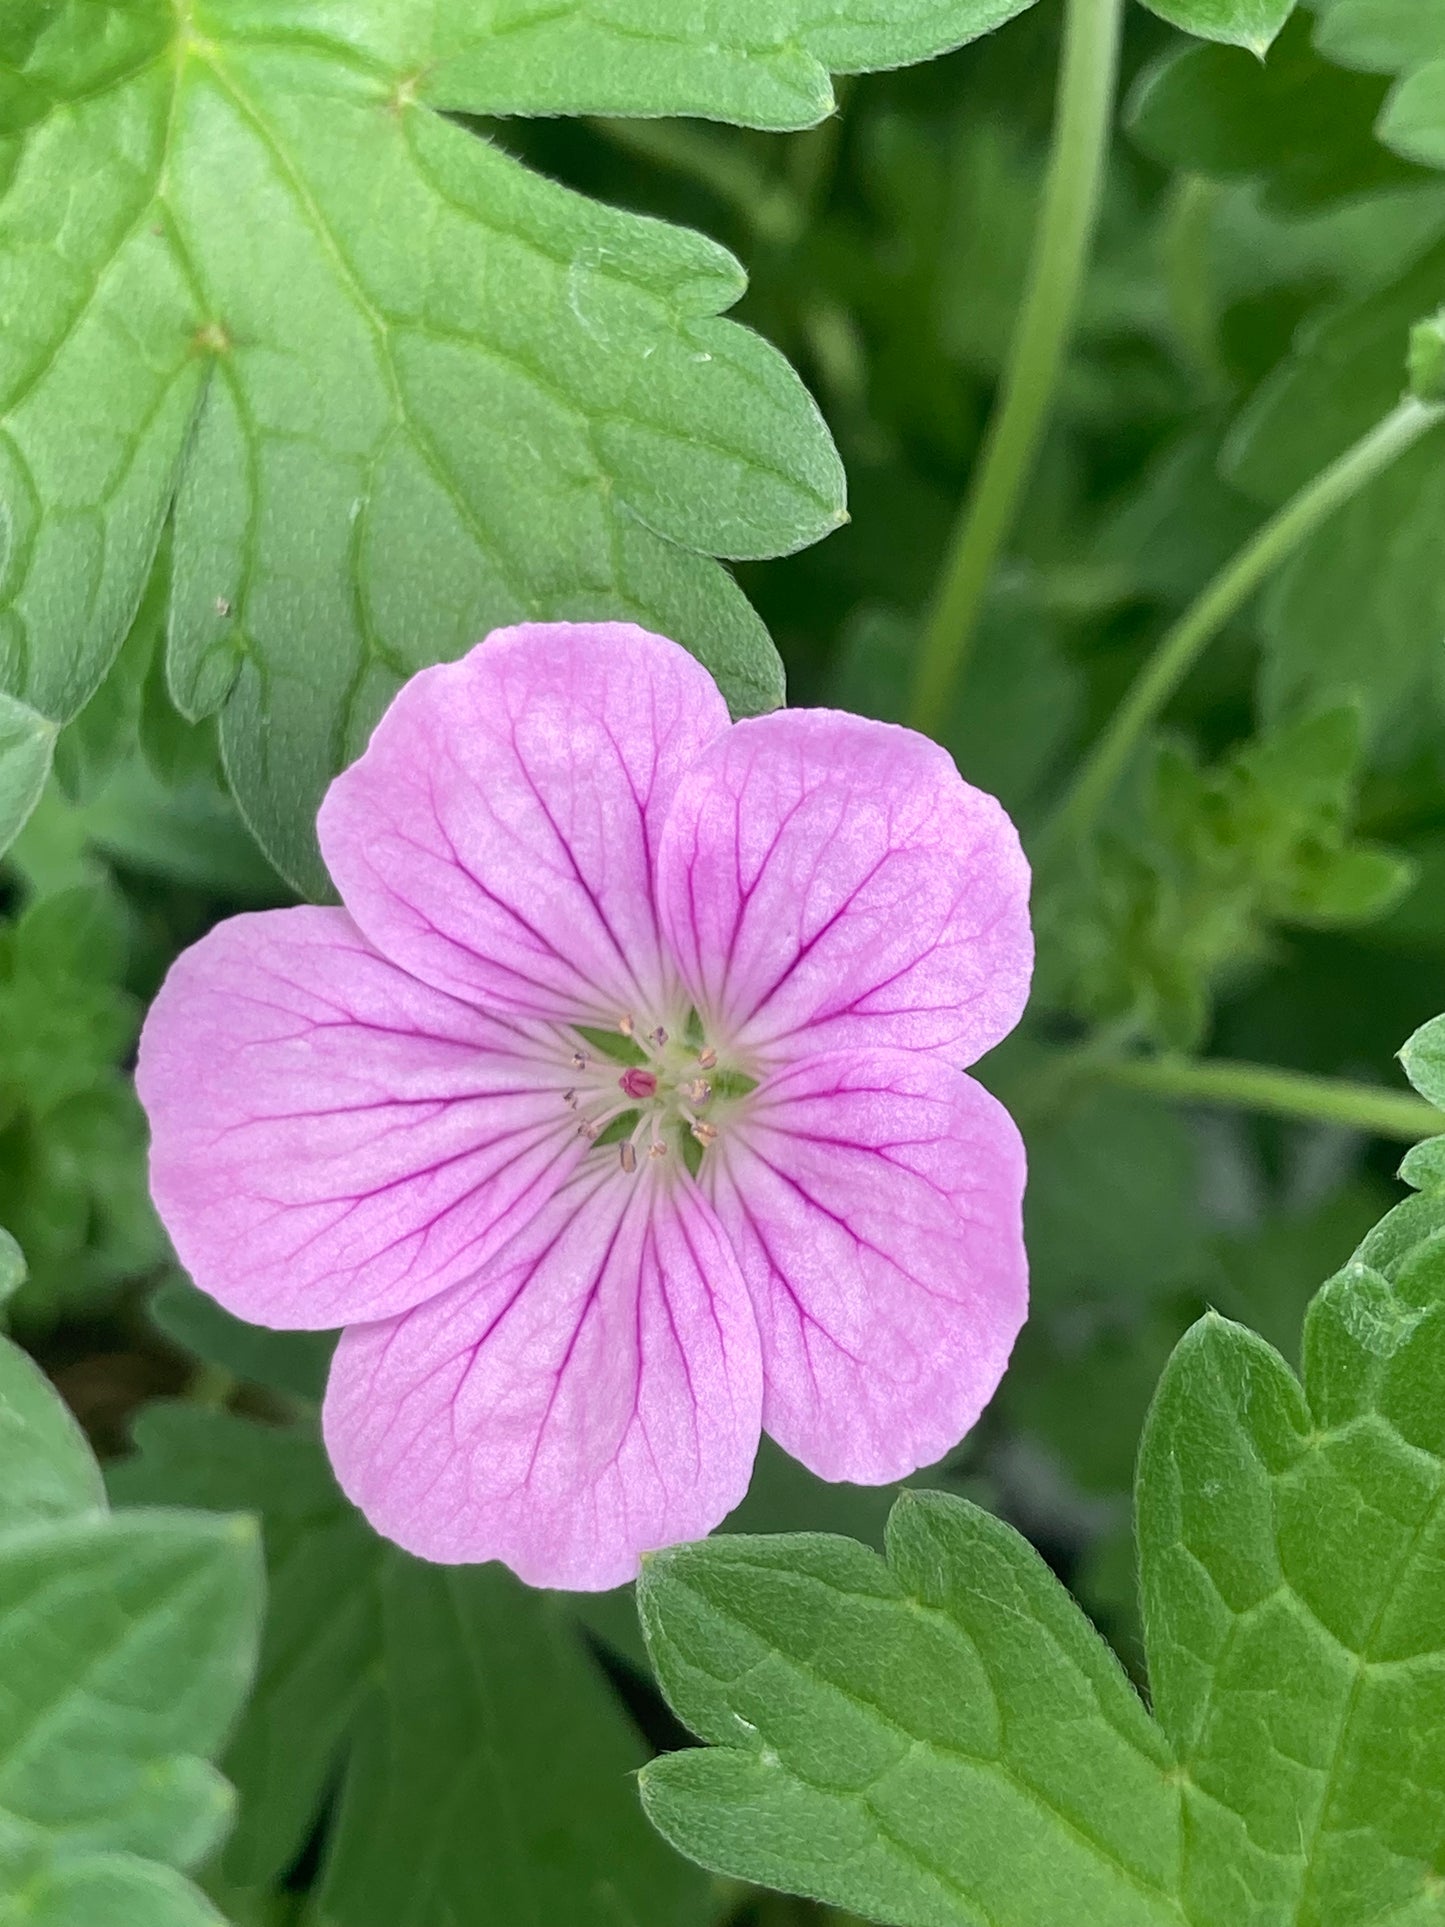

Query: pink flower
left=137, top=624, right=1032, bottom=1590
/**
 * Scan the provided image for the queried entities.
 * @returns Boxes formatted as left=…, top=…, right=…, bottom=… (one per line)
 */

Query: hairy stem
left=1050, top=394, right=1445, bottom=845
left=1092, top=1052, right=1444, bottom=1143
left=907, top=0, right=1125, bottom=737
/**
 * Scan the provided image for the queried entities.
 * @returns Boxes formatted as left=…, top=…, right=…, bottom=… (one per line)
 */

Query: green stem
left=1093, top=1053, right=1444, bottom=1143
left=1050, top=394, right=1445, bottom=846
left=907, top=0, right=1125, bottom=737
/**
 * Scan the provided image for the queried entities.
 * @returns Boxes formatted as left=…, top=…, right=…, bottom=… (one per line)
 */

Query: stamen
left=620, top=1141, right=637, bottom=1174
left=562, top=1089, right=577, bottom=1108
left=570, top=1051, right=587, bottom=1071
left=697, top=1046, right=717, bottom=1070
left=648, top=1141, right=668, bottom=1159
left=619, top=1014, right=636, bottom=1038
left=650, top=1026, right=668, bottom=1048
left=691, top=1121, right=718, bottom=1146
left=682, top=1078, right=712, bottom=1106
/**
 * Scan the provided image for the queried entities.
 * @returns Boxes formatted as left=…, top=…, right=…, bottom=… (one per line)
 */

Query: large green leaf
left=0, top=0, right=1038, bottom=892
left=640, top=1491, right=1183, bottom=1927
left=1137, top=1250, right=1445, bottom=1923
left=1315, top=0, right=1445, bottom=171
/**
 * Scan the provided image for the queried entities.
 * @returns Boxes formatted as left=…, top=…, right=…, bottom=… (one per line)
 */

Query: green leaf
left=0, top=1230, right=23, bottom=1318
left=1136, top=1256, right=1445, bottom=1922
left=320, top=1554, right=706, bottom=1927
left=1038, top=707, right=1406, bottom=1047
left=0, top=887, right=135, bottom=1119
left=147, top=1276, right=333, bottom=1406
left=0, top=1332, right=105, bottom=1533
left=1315, top=0, right=1445, bottom=74
left=0, top=694, right=56, bottom=860
left=108, top=1407, right=377, bottom=1889
left=1137, top=0, right=1295, bottom=58
left=0, top=0, right=1042, bottom=894
left=1127, top=15, right=1420, bottom=210
left=1383, top=60, right=1445, bottom=169
left=1401, top=1012, right=1445, bottom=1107
left=640, top=1492, right=1182, bottom=1927
left=0, top=1509, right=262, bottom=1870
left=0, top=1844, right=225, bottom=1927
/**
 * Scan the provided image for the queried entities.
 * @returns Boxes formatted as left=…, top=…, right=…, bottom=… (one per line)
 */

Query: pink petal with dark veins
left=323, top=1164, right=762, bottom=1590
left=318, top=623, right=731, bottom=1025
left=703, top=1046, right=1027, bottom=1483
left=656, top=708, right=1032, bottom=1066
left=137, top=908, right=575, bottom=1330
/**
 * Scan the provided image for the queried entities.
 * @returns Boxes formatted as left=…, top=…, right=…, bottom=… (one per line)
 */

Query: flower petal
left=656, top=709, right=1032, bottom=1064
left=323, top=1165, right=762, bottom=1589
left=703, top=1047, right=1027, bottom=1483
left=137, top=907, right=577, bottom=1330
left=318, top=623, right=731, bottom=1024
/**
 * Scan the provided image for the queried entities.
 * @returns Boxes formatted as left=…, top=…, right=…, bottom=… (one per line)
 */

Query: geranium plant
left=4, top=0, right=1445, bottom=1923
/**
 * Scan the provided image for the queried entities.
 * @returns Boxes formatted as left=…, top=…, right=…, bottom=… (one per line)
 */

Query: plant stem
left=1092, top=1052, right=1444, bottom=1143
left=1050, top=393, right=1445, bottom=846
left=907, top=0, right=1125, bottom=737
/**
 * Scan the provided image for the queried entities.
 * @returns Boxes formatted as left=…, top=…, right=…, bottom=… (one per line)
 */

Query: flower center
left=560, top=1010, right=756, bottom=1177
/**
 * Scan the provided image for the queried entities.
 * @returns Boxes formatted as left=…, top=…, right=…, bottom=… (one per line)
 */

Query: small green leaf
left=0, top=693, right=56, bottom=859
left=1315, top=0, right=1445, bottom=74
left=0, top=1332, right=105, bottom=1533
left=0, top=1844, right=226, bottom=1927
left=0, top=1230, right=26, bottom=1318
left=1401, top=1013, right=1445, bottom=1108
left=574, top=1025, right=650, bottom=1069
left=640, top=1492, right=1182, bottom=1927
left=1138, top=0, right=1295, bottom=57
left=1409, top=310, right=1445, bottom=400
left=1384, top=60, right=1445, bottom=170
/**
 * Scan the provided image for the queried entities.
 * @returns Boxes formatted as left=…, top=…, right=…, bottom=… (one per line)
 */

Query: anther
left=562, top=1089, right=577, bottom=1108
left=619, top=1014, right=636, bottom=1038
left=620, top=1142, right=637, bottom=1174
left=570, top=1051, right=587, bottom=1071
left=650, top=1026, right=668, bottom=1047
left=697, top=1046, right=717, bottom=1070
left=691, top=1121, right=718, bottom=1146
left=683, top=1078, right=712, bottom=1105
left=648, top=1141, right=668, bottom=1159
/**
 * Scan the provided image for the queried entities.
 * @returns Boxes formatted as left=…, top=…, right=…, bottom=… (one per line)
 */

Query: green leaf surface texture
left=0, top=0, right=1037, bottom=890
